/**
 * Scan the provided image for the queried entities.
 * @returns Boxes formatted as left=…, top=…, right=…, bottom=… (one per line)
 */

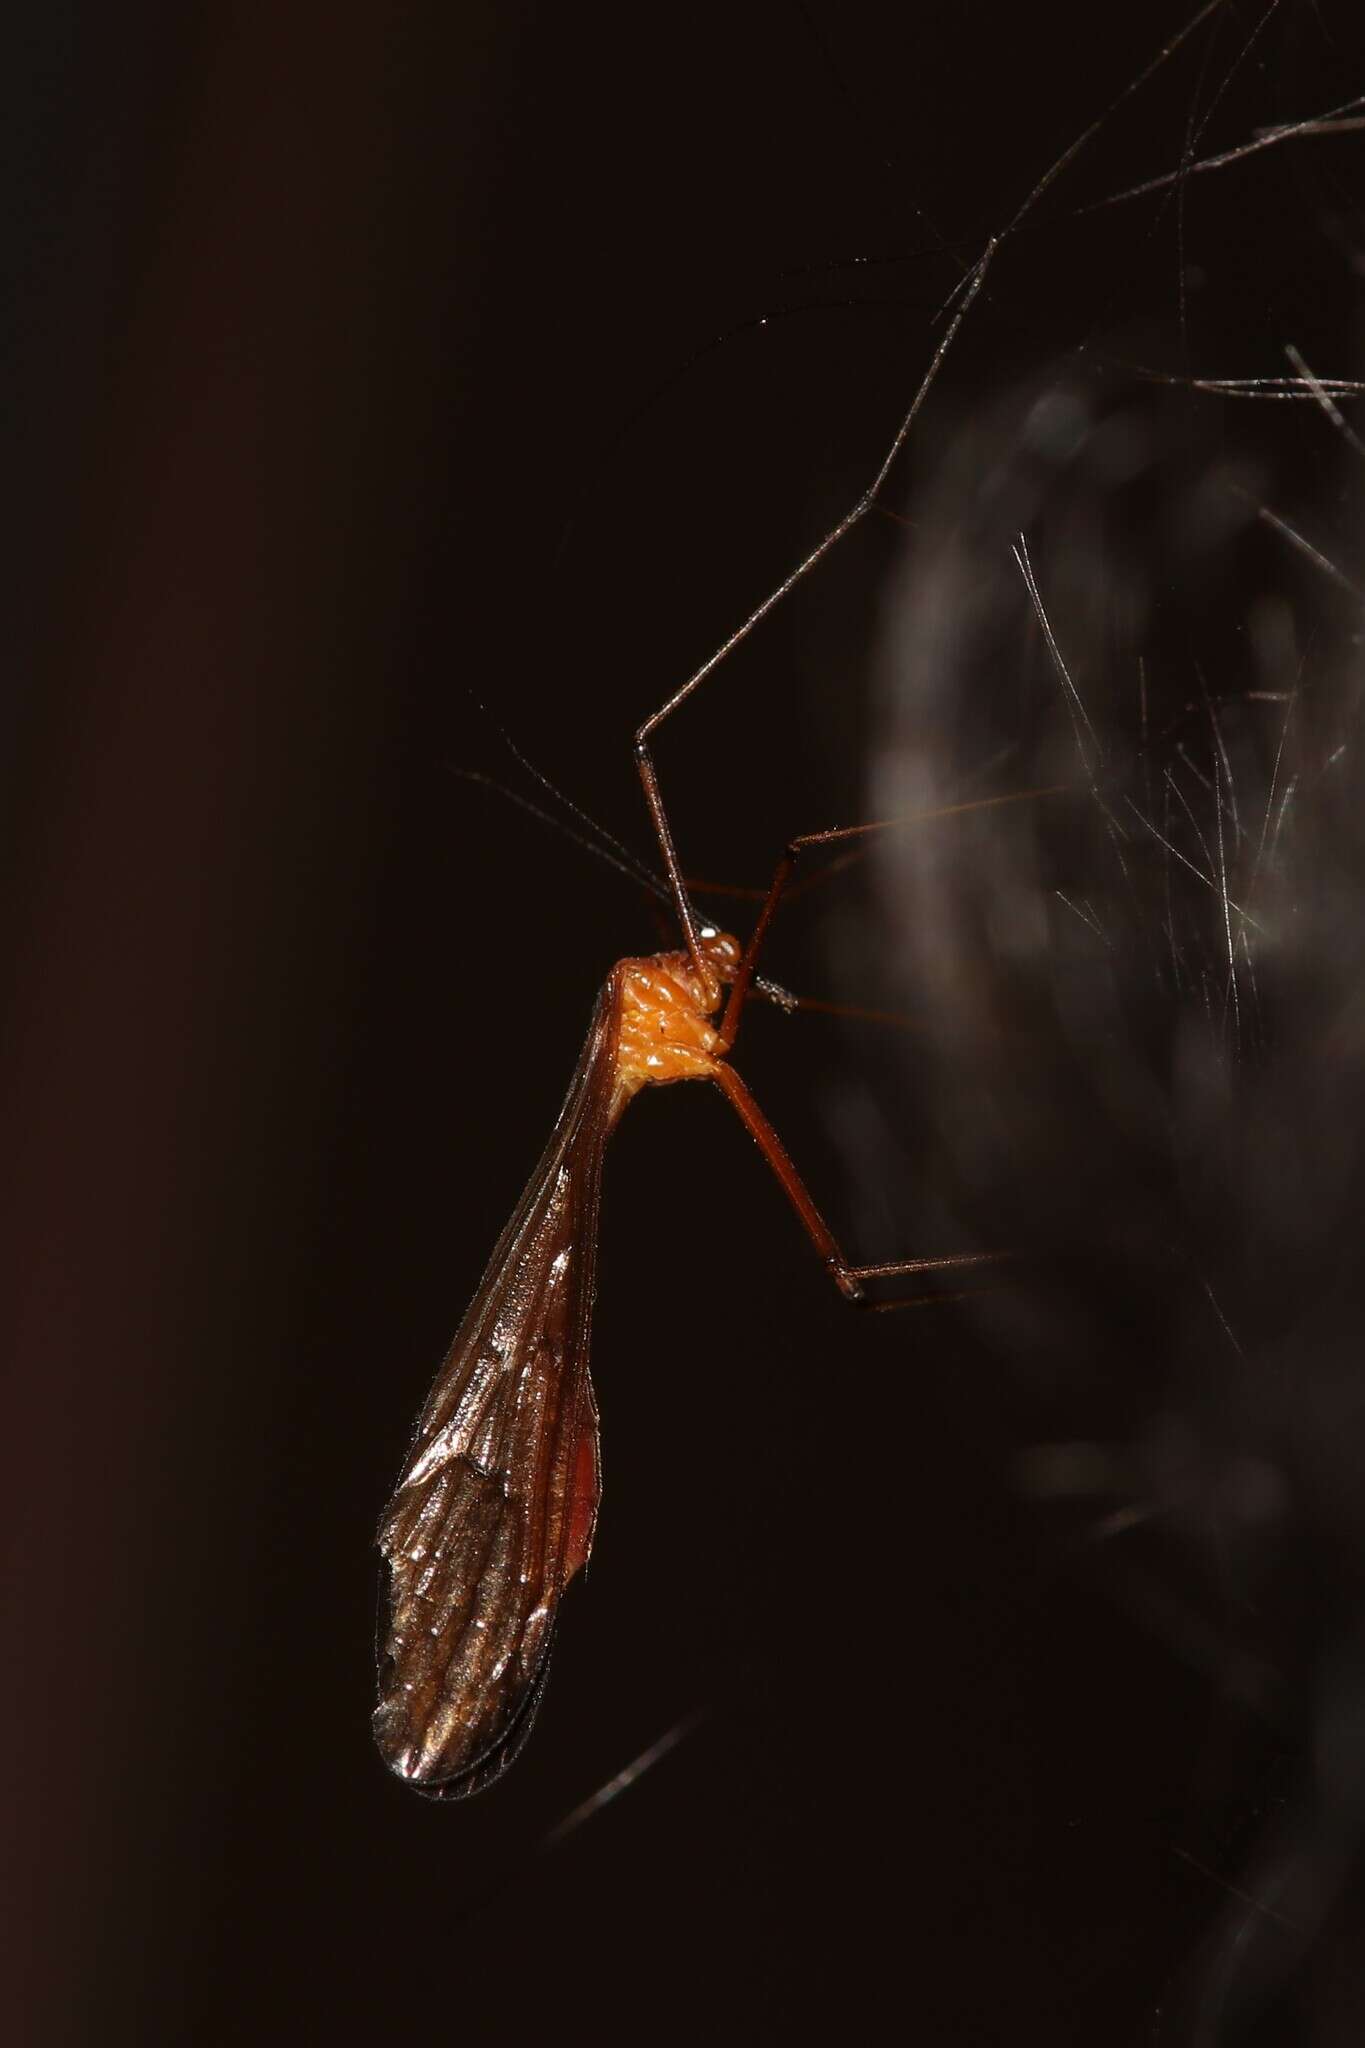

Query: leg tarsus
left=839, top=1253, right=1015, bottom=1314
left=830, top=1256, right=1009, bottom=1313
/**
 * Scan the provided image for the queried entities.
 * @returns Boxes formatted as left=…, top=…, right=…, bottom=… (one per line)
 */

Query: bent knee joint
left=827, top=1256, right=866, bottom=1305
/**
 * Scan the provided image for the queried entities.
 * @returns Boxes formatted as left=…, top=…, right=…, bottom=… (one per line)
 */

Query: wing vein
left=373, top=976, right=621, bottom=1794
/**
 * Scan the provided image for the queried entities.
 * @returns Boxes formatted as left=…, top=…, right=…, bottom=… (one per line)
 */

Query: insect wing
left=374, top=983, right=618, bottom=1795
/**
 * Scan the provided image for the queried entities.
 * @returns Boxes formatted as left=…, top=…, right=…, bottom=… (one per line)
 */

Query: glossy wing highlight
left=374, top=982, right=618, bottom=1795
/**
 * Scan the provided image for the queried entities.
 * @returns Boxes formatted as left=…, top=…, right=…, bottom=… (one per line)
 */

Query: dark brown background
left=5, top=3, right=1365, bottom=2041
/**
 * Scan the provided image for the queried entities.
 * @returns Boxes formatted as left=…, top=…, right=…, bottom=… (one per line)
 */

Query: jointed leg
left=632, top=250, right=997, bottom=982
left=718, top=818, right=896, bottom=1050
left=719, top=780, right=1067, bottom=1049
left=711, top=1062, right=1007, bottom=1309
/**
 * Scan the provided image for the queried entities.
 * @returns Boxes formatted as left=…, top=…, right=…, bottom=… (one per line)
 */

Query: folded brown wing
left=374, top=982, right=618, bottom=1795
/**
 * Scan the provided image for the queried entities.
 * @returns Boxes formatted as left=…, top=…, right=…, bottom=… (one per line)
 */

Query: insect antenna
left=442, top=761, right=672, bottom=905
left=465, top=686, right=670, bottom=902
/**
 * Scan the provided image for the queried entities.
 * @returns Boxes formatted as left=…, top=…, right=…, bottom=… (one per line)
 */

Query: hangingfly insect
left=373, top=245, right=1000, bottom=1799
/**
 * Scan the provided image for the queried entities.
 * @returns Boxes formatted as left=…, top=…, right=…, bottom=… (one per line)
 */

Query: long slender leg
left=720, top=782, right=1067, bottom=1046
left=633, top=247, right=997, bottom=982
left=629, top=4, right=1219, bottom=976
left=710, top=1062, right=1007, bottom=1308
left=719, top=818, right=889, bottom=1049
